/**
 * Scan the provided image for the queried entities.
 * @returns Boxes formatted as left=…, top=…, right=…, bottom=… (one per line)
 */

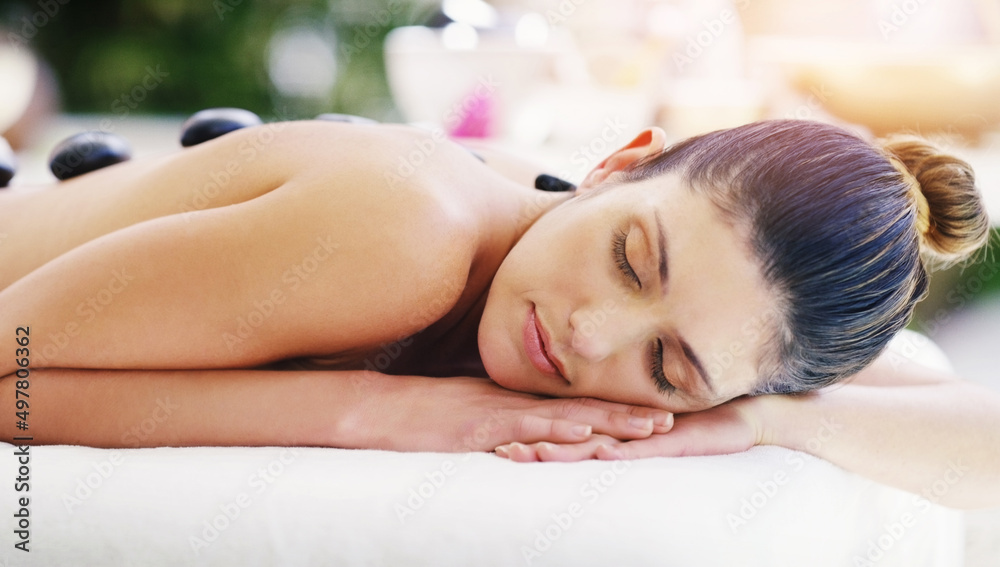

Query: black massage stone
left=0, top=136, right=15, bottom=188
left=180, top=108, right=262, bottom=147
left=49, top=131, right=132, bottom=181
left=314, top=113, right=378, bottom=125
left=534, top=174, right=576, bottom=192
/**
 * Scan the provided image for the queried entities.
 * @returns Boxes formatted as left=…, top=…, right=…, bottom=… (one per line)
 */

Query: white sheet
left=0, top=330, right=964, bottom=566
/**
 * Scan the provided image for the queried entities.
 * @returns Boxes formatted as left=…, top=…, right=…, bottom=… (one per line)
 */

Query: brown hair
left=880, top=135, right=990, bottom=266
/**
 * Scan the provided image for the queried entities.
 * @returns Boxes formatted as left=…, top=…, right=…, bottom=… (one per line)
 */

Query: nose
left=569, top=301, right=644, bottom=362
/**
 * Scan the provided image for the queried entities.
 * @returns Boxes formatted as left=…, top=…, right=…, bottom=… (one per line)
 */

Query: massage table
left=0, top=330, right=963, bottom=566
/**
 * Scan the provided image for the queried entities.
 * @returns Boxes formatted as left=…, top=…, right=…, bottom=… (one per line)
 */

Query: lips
left=523, top=304, right=567, bottom=382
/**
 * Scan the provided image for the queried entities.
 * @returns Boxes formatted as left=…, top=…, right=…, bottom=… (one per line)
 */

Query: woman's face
left=478, top=171, right=779, bottom=412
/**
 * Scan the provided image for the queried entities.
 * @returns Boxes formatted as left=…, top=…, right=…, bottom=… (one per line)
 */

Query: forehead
left=619, top=175, right=778, bottom=401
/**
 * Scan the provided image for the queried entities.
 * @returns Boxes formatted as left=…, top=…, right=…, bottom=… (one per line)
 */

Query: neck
left=408, top=180, right=572, bottom=377
left=480, top=179, right=574, bottom=259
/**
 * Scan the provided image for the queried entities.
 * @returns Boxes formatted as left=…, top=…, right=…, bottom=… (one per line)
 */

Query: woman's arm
left=499, top=353, right=1000, bottom=509
left=759, top=362, right=1000, bottom=509
left=0, top=368, right=670, bottom=449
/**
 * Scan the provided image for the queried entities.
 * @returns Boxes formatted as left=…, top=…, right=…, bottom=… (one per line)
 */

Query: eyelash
left=612, top=229, right=641, bottom=289
left=650, top=339, right=676, bottom=394
left=612, top=229, right=676, bottom=395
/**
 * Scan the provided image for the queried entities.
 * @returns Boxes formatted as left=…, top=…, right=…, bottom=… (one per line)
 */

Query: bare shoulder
left=270, top=122, right=485, bottom=278
left=227, top=122, right=488, bottom=359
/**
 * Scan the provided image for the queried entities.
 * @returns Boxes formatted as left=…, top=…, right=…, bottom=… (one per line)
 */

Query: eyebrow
left=679, top=339, right=716, bottom=397
left=652, top=213, right=717, bottom=398
left=654, top=212, right=669, bottom=295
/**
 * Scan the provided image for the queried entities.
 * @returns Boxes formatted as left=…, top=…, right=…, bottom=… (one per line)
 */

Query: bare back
left=0, top=122, right=528, bottom=376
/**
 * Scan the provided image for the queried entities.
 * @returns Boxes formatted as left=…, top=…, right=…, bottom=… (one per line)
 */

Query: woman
left=1, top=118, right=997, bottom=509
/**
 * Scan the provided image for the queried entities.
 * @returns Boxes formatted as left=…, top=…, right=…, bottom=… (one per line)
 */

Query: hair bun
left=880, top=135, right=990, bottom=265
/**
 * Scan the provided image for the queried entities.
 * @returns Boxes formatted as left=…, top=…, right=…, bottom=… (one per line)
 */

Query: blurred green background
left=1, top=0, right=435, bottom=120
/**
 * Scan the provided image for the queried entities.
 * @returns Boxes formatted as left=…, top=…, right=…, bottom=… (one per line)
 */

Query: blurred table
left=9, top=115, right=185, bottom=188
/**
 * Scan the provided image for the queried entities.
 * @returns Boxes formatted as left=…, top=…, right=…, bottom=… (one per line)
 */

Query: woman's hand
left=346, top=374, right=674, bottom=453
left=493, top=395, right=769, bottom=462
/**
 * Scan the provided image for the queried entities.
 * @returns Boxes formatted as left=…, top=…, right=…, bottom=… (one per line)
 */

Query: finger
left=495, top=442, right=541, bottom=462
left=536, top=436, right=621, bottom=462
left=598, top=409, right=757, bottom=459
left=509, top=415, right=596, bottom=445
left=572, top=398, right=674, bottom=433
left=496, top=435, right=622, bottom=463
left=596, top=436, right=681, bottom=460
left=650, top=412, right=673, bottom=434
left=595, top=428, right=727, bottom=460
left=550, top=400, right=672, bottom=440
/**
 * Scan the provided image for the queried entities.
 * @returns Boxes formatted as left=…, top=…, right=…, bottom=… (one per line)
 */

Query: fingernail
left=538, top=442, right=557, bottom=451
left=653, top=413, right=672, bottom=427
left=495, top=445, right=509, bottom=456
left=629, top=417, right=653, bottom=429
left=571, top=424, right=592, bottom=438
left=509, top=442, right=526, bottom=450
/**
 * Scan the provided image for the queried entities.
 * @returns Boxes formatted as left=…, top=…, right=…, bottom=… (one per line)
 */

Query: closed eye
left=650, top=339, right=676, bottom=394
left=613, top=228, right=641, bottom=289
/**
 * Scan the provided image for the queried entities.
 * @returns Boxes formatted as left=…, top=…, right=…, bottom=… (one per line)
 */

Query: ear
left=577, top=127, right=667, bottom=192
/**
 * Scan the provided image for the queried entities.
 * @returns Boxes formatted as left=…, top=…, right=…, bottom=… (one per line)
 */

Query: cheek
left=507, top=226, right=599, bottom=298
left=477, top=279, right=531, bottom=391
